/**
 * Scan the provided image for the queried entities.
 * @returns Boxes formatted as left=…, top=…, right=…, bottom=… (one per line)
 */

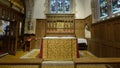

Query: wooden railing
left=0, top=58, right=120, bottom=68
left=0, top=58, right=42, bottom=65
left=74, top=58, right=120, bottom=68
left=0, top=59, right=43, bottom=68
left=74, top=58, right=120, bottom=64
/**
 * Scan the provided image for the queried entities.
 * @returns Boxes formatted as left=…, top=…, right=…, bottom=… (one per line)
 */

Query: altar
left=40, top=37, right=79, bottom=61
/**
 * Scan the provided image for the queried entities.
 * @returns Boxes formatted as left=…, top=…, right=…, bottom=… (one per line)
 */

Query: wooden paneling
left=75, top=15, right=92, bottom=38
left=46, top=14, right=75, bottom=35
left=75, top=19, right=85, bottom=38
left=36, top=15, right=92, bottom=38
left=0, top=2, right=24, bottom=21
left=35, top=16, right=92, bottom=48
left=0, top=2, right=25, bottom=55
left=35, top=19, right=46, bottom=49
left=113, top=22, right=120, bottom=42
left=88, top=16, right=120, bottom=67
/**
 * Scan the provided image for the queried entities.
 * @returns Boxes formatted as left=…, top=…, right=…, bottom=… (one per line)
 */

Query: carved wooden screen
left=46, top=14, right=75, bottom=34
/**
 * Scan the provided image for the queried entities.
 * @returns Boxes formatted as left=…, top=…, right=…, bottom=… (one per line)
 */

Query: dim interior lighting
left=2, top=16, right=4, bottom=18
left=118, top=13, right=120, bottom=15
left=107, top=17, right=110, bottom=19
left=12, top=19, right=15, bottom=21
left=112, top=15, right=115, bottom=18
left=7, top=18, right=10, bottom=20
left=102, top=18, right=105, bottom=20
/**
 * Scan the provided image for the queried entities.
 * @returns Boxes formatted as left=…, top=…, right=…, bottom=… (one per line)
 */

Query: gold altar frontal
left=42, top=37, right=78, bottom=61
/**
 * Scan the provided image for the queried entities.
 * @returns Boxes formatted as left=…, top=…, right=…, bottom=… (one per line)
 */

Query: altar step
left=0, top=61, right=111, bottom=68
left=42, top=61, right=74, bottom=68
left=42, top=61, right=108, bottom=68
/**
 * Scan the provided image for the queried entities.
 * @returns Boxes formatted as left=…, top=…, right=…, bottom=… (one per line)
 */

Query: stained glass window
left=50, top=0, right=71, bottom=13
left=64, top=0, right=70, bottom=13
left=99, top=0, right=108, bottom=18
left=112, top=0, right=120, bottom=14
left=0, top=20, right=10, bottom=35
left=50, top=0, right=57, bottom=13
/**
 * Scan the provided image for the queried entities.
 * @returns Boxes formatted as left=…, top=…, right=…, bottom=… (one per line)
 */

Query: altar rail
left=0, top=58, right=120, bottom=68
left=0, top=59, right=42, bottom=68
left=74, top=58, right=120, bottom=64
left=74, top=58, right=120, bottom=68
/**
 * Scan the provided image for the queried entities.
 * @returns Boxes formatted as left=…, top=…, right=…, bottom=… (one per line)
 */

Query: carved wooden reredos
left=46, top=14, right=75, bottom=36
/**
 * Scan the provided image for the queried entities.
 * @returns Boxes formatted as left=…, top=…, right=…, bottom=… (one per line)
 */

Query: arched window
left=50, top=0, right=71, bottom=13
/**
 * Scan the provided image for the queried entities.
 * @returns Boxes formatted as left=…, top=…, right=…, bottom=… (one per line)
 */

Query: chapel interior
left=0, top=0, right=120, bottom=68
